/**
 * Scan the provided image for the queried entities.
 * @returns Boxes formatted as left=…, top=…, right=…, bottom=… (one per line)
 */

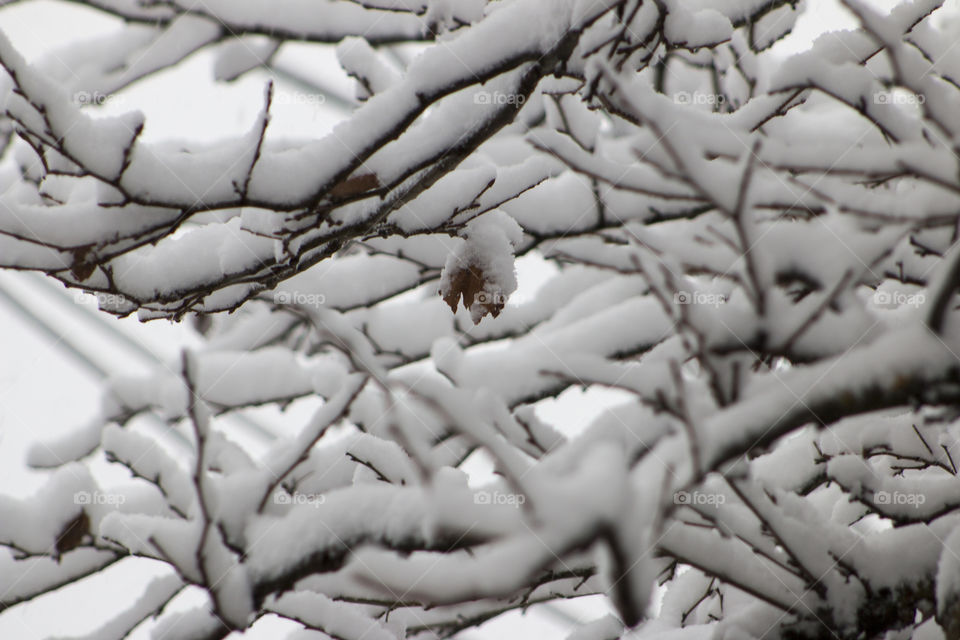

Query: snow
left=214, top=37, right=278, bottom=83
left=245, top=481, right=517, bottom=585
left=166, top=0, right=428, bottom=42
left=277, top=254, right=421, bottom=310
left=79, top=14, right=221, bottom=97
left=502, top=170, right=601, bottom=235
left=939, top=526, right=960, bottom=617
left=566, top=614, right=623, bottom=640
left=751, top=2, right=803, bottom=50
left=454, top=294, right=671, bottom=405
left=658, top=523, right=810, bottom=613
left=388, top=164, right=497, bottom=232
left=195, top=348, right=315, bottom=408
left=0, top=31, right=146, bottom=181
left=850, top=517, right=959, bottom=589
left=48, top=573, right=181, bottom=640
left=26, top=416, right=104, bottom=468
left=365, top=298, right=452, bottom=359
left=269, top=592, right=397, bottom=640
left=663, top=4, right=733, bottom=49
left=0, top=463, right=94, bottom=554
left=7, top=0, right=960, bottom=638
left=336, top=37, right=401, bottom=100
left=344, top=441, right=633, bottom=607
left=204, top=537, right=253, bottom=627
left=0, top=549, right=116, bottom=607
left=544, top=94, right=601, bottom=151
left=345, top=433, right=418, bottom=485
left=261, top=373, right=367, bottom=483
left=0, top=198, right=181, bottom=249
left=439, top=211, right=522, bottom=324
left=149, top=606, right=224, bottom=640
left=109, top=218, right=276, bottom=302
left=101, top=425, right=194, bottom=516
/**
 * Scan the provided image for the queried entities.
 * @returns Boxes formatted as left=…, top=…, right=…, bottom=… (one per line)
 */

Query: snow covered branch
left=6, top=0, right=960, bottom=638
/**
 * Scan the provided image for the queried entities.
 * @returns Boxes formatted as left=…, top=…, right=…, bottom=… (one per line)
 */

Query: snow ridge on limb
left=0, top=0, right=612, bottom=319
